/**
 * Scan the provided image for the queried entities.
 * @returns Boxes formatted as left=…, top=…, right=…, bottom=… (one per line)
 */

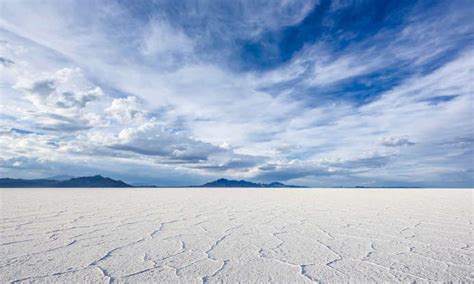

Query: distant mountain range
left=199, top=178, right=306, bottom=188
left=0, top=175, right=132, bottom=188
left=0, top=176, right=306, bottom=188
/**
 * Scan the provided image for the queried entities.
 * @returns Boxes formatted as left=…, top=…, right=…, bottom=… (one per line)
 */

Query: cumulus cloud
left=105, top=96, right=146, bottom=124
left=110, top=121, right=223, bottom=162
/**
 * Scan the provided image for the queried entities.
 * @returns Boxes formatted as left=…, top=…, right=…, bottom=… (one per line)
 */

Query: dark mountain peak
left=58, top=175, right=131, bottom=187
left=201, top=179, right=258, bottom=187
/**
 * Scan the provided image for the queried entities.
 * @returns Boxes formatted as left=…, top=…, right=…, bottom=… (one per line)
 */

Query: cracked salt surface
left=0, top=188, right=472, bottom=283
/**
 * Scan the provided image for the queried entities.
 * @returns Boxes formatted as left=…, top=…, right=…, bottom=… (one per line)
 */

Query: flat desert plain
left=0, top=188, right=472, bottom=283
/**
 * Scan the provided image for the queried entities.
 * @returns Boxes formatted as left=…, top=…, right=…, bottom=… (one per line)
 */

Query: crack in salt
left=202, top=259, right=229, bottom=284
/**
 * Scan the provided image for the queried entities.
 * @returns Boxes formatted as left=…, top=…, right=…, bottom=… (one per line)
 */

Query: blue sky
left=0, top=0, right=473, bottom=187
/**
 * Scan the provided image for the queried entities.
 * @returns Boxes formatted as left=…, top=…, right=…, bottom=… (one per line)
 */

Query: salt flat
left=0, top=188, right=472, bottom=283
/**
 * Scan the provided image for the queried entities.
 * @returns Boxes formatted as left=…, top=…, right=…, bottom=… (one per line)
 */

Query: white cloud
left=307, top=53, right=376, bottom=86
left=140, top=19, right=194, bottom=58
left=105, top=96, right=146, bottom=124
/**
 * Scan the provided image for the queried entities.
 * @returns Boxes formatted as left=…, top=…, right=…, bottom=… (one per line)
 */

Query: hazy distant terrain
left=1, top=188, right=472, bottom=283
left=0, top=176, right=304, bottom=188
